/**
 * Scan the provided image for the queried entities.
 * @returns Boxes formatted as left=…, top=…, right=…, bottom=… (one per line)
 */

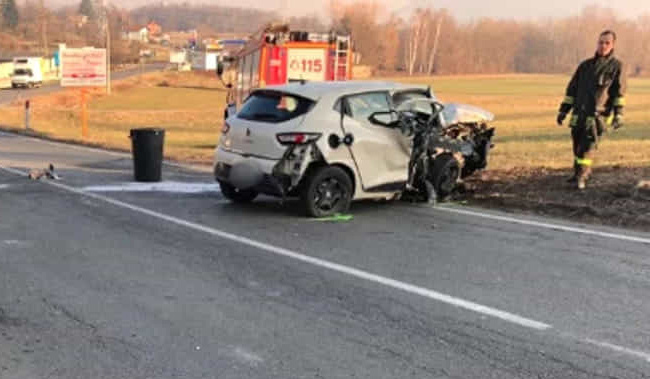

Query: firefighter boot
left=577, top=165, right=592, bottom=190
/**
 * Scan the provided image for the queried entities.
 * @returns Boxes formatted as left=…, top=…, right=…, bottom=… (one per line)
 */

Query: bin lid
left=130, top=128, right=165, bottom=136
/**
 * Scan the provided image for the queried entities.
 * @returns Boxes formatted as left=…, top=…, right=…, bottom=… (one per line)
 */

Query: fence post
left=25, top=100, right=31, bottom=131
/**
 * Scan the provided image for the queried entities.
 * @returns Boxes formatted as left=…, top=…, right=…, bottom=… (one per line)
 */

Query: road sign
left=287, top=48, right=326, bottom=81
left=61, top=48, right=107, bottom=87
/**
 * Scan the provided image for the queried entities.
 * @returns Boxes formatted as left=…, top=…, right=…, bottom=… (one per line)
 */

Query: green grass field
left=0, top=72, right=226, bottom=163
left=393, top=74, right=650, bottom=170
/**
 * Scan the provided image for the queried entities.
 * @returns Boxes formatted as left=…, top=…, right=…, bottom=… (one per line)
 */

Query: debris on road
left=28, top=164, right=60, bottom=181
left=310, top=213, right=354, bottom=223
left=634, top=180, right=650, bottom=199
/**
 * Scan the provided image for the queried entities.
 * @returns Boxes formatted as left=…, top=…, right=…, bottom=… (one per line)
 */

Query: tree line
left=332, top=1, right=650, bottom=76
left=2, top=0, right=649, bottom=75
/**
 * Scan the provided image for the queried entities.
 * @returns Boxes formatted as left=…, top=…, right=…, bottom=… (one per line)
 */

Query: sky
left=51, top=0, right=650, bottom=21
left=282, top=0, right=647, bottom=20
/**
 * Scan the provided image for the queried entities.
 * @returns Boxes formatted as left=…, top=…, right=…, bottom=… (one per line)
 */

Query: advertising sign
left=287, top=48, right=326, bottom=81
left=61, top=48, right=107, bottom=87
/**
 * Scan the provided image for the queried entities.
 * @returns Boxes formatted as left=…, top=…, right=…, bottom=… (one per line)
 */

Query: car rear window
left=237, top=91, right=314, bottom=123
left=14, top=69, right=31, bottom=75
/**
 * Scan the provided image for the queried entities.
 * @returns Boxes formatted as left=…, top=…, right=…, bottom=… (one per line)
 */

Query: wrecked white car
left=213, top=81, right=495, bottom=217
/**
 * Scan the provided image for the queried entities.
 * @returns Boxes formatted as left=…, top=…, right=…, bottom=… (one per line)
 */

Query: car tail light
left=276, top=133, right=321, bottom=145
left=222, top=122, right=231, bottom=135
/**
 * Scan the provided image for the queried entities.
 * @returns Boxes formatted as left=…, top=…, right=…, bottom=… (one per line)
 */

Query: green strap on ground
left=310, top=213, right=354, bottom=222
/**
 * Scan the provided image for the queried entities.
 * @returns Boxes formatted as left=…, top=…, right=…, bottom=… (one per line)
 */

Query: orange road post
left=80, top=88, right=89, bottom=139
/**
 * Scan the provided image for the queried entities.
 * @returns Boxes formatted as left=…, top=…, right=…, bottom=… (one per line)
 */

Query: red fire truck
left=219, top=23, right=353, bottom=117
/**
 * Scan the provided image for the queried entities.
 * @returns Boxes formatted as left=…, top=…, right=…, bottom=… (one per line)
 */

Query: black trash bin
left=130, top=128, right=165, bottom=182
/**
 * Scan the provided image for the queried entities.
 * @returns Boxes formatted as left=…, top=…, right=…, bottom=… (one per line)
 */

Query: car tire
left=11, top=84, right=17, bottom=89
left=431, top=154, right=460, bottom=200
left=219, top=181, right=258, bottom=203
left=300, top=166, right=352, bottom=218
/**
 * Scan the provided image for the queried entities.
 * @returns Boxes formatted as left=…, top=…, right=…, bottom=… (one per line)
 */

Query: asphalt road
left=1, top=131, right=650, bottom=378
left=0, top=63, right=168, bottom=106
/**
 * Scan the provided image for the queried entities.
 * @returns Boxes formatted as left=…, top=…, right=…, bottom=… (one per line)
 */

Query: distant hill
left=130, top=3, right=326, bottom=34
left=130, top=4, right=276, bottom=33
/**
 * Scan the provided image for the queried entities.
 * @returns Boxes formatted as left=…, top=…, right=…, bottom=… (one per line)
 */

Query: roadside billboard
left=61, top=48, right=107, bottom=87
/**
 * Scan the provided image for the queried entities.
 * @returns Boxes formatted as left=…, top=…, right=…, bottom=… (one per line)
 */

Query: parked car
left=213, top=81, right=495, bottom=217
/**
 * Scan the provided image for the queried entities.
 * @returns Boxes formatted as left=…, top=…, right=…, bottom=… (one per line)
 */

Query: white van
left=11, top=57, right=43, bottom=89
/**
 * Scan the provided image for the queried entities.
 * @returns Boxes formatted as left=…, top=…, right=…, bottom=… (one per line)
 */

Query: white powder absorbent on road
left=82, top=182, right=221, bottom=194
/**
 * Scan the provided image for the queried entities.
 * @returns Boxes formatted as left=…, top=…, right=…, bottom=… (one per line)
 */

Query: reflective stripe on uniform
left=575, top=157, right=593, bottom=166
left=562, top=96, right=575, bottom=105
left=570, top=115, right=595, bottom=127
left=606, top=113, right=615, bottom=126
left=614, top=97, right=626, bottom=107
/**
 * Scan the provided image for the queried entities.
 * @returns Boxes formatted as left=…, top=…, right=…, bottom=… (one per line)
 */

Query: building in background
left=124, top=26, right=149, bottom=43
left=204, top=39, right=246, bottom=71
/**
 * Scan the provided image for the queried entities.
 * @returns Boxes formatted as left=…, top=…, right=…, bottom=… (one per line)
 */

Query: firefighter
left=557, top=30, right=627, bottom=190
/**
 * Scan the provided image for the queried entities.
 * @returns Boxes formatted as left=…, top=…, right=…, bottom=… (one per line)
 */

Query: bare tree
left=426, top=15, right=442, bottom=75
left=406, top=9, right=427, bottom=76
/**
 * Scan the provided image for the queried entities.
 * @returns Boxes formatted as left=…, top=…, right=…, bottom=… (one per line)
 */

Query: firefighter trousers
left=571, top=121, right=599, bottom=179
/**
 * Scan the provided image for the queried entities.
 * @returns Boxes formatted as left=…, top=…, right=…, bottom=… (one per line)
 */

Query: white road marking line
left=231, top=347, right=264, bottom=366
left=0, top=184, right=9, bottom=189
left=83, top=181, right=221, bottom=194
left=585, top=339, right=650, bottom=363
left=436, top=206, right=650, bottom=246
left=0, top=164, right=550, bottom=331
left=3, top=240, right=32, bottom=247
left=0, top=165, right=24, bottom=176
left=5, top=164, right=650, bottom=364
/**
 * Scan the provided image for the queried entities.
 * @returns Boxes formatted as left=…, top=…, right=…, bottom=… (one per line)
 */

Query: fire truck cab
left=218, top=23, right=353, bottom=119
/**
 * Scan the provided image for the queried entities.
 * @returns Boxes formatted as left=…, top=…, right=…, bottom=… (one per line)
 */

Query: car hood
left=441, top=103, right=494, bottom=126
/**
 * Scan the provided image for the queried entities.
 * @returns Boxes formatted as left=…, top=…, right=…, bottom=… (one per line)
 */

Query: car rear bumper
left=214, top=146, right=287, bottom=196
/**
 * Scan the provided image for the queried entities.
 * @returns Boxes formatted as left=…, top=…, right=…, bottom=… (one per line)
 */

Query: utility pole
left=39, top=0, right=49, bottom=57
left=106, top=14, right=111, bottom=95
left=101, top=0, right=111, bottom=94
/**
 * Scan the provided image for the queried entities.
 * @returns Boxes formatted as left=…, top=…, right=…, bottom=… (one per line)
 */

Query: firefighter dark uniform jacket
left=559, top=51, right=627, bottom=130
left=558, top=51, right=626, bottom=171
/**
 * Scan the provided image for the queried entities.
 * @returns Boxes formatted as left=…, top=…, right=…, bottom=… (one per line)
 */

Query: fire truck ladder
left=333, top=35, right=351, bottom=81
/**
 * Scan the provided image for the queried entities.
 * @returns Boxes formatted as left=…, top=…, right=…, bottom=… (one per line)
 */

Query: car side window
left=345, top=92, right=391, bottom=123
left=393, top=92, right=431, bottom=115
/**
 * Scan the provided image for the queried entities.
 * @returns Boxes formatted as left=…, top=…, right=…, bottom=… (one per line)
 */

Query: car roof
left=257, top=81, right=429, bottom=101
